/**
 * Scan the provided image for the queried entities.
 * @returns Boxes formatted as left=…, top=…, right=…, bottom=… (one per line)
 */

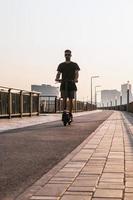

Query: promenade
left=0, top=111, right=100, bottom=133
left=13, top=111, right=133, bottom=200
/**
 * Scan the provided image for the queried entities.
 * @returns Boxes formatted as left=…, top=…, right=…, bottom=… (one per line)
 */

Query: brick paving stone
left=126, top=172, right=133, bottom=177
left=65, top=162, right=85, bottom=168
left=92, top=153, right=108, bottom=157
left=92, top=198, right=122, bottom=200
left=101, top=173, right=124, bottom=178
left=81, top=166, right=103, bottom=175
left=62, top=195, right=92, bottom=200
left=67, top=186, right=95, bottom=192
left=99, top=178, right=124, bottom=183
left=93, top=189, right=123, bottom=198
left=71, top=154, right=92, bottom=161
left=103, top=165, right=124, bottom=173
left=90, top=157, right=106, bottom=161
left=126, top=182, right=133, bottom=187
left=49, top=180, right=72, bottom=184
left=125, top=188, right=133, bottom=192
left=124, top=193, right=133, bottom=200
left=97, top=182, right=124, bottom=189
left=126, top=178, right=133, bottom=182
left=87, top=160, right=106, bottom=165
left=60, top=195, right=91, bottom=200
left=30, top=197, right=58, bottom=200
left=64, top=191, right=92, bottom=195
left=35, top=183, right=69, bottom=196
left=71, top=180, right=97, bottom=187
left=76, top=175, right=99, bottom=181
left=106, top=160, right=124, bottom=165
left=54, top=172, right=78, bottom=178
left=60, top=168, right=81, bottom=172
left=50, top=177, right=74, bottom=182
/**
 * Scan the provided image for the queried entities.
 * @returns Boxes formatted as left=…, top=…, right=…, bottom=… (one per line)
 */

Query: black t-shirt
left=57, top=61, right=80, bottom=81
left=57, top=61, right=80, bottom=91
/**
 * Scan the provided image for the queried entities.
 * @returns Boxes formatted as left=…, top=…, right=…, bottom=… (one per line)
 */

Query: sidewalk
left=15, top=111, right=133, bottom=200
left=0, top=110, right=101, bottom=132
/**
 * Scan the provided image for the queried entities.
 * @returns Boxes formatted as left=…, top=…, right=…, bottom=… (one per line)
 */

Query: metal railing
left=0, top=86, right=40, bottom=118
left=40, top=96, right=96, bottom=113
left=0, top=86, right=97, bottom=118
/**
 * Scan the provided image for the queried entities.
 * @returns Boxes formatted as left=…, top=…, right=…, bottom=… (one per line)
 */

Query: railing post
left=55, top=96, right=57, bottom=113
left=30, top=92, right=32, bottom=116
left=120, top=95, right=122, bottom=111
left=37, top=94, right=40, bottom=116
left=127, top=89, right=129, bottom=112
left=8, top=89, right=12, bottom=119
left=20, top=90, right=23, bottom=118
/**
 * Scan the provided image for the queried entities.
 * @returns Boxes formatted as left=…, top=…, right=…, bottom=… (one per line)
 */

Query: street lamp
left=95, top=85, right=101, bottom=106
left=115, top=96, right=117, bottom=110
left=91, top=76, right=99, bottom=107
left=127, top=81, right=130, bottom=112
left=95, top=90, right=101, bottom=108
left=120, top=92, right=122, bottom=111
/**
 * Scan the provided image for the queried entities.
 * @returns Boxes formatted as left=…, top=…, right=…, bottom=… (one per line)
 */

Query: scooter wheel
left=63, top=122, right=67, bottom=126
left=68, top=121, right=71, bottom=125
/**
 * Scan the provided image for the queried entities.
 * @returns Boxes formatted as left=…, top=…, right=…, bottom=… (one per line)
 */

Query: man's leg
left=63, top=98, right=67, bottom=110
left=69, top=98, right=73, bottom=113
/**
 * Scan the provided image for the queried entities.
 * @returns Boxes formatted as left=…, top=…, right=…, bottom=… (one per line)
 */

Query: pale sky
left=0, top=0, right=133, bottom=101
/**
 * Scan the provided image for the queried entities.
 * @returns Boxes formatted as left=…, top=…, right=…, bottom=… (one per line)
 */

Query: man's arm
left=55, top=71, right=61, bottom=82
left=74, top=70, right=79, bottom=82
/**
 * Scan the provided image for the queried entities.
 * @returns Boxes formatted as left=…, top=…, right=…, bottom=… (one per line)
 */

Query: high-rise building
left=31, top=84, right=59, bottom=97
left=31, top=84, right=60, bottom=113
left=121, top=83, right=133, bottom=104
left=101, top=90, right=120, bottom=107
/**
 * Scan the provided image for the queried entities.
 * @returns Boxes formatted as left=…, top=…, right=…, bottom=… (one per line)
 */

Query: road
left=0, top=110, right=113, bottom=200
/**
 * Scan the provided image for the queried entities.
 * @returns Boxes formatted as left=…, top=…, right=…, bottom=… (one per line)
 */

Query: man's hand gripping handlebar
left=55, top=79, right=78, bottom=83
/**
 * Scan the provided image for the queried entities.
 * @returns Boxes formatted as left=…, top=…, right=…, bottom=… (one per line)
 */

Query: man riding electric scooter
left=55, top=49, right=80, bottom=125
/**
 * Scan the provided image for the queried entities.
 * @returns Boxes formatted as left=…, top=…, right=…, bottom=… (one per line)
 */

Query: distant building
left=101, top=90, right=120, bottom=107
left=121, top=83, right=133, bottom=104
left=31, top=84, right=59, bottom=97
left=31, top=84, right=60, bottom=112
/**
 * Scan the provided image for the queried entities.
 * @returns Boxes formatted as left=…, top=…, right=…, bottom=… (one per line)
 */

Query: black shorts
left=61, top=90, right=76, bottom=99
left=60, top=81, right=77, bottom=91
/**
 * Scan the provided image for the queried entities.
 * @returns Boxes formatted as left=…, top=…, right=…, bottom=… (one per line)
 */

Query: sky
left=0, top=0, right=133, bottom=101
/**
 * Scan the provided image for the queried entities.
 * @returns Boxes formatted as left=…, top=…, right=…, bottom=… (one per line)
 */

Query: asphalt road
left=0, top=110, right=113, bottom=200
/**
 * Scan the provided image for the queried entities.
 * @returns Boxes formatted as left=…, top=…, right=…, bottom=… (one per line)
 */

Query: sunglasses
left=65, top=54, right=71, bottom=56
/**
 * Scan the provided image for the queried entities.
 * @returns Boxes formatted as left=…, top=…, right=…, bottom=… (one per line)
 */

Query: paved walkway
left=15, top=111, right=133, bottom=200
left=0, top=110, right=101, bottom=132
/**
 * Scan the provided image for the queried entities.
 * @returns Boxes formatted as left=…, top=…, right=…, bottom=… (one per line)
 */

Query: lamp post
left=115, top=96, right=117, bottom=110
left=95, top=86, right=101, bottom=106
left=127, top=81, right=130, bottom=112
left=96, top=90, right=101, bottom=108
left=110, top=100, right=112, bottom=108
left=91, top=76, right=99, bottom=108
left=120, top=92, right=122, bottom=111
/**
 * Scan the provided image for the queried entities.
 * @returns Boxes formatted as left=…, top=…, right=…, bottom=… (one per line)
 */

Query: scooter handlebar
left=55, top=79, right=78, bottom=83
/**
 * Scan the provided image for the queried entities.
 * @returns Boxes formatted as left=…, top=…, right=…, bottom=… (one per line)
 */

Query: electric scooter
left=57, top=80, right=73, bottom=126
left=62, top=110, right=72, bottom=126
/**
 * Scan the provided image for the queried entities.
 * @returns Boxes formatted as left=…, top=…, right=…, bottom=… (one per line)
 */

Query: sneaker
left=69, top=112, right=73, bottom=121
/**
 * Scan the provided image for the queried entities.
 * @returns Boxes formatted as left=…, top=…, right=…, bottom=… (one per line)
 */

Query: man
left=55, top=49, right=80, bottom=119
